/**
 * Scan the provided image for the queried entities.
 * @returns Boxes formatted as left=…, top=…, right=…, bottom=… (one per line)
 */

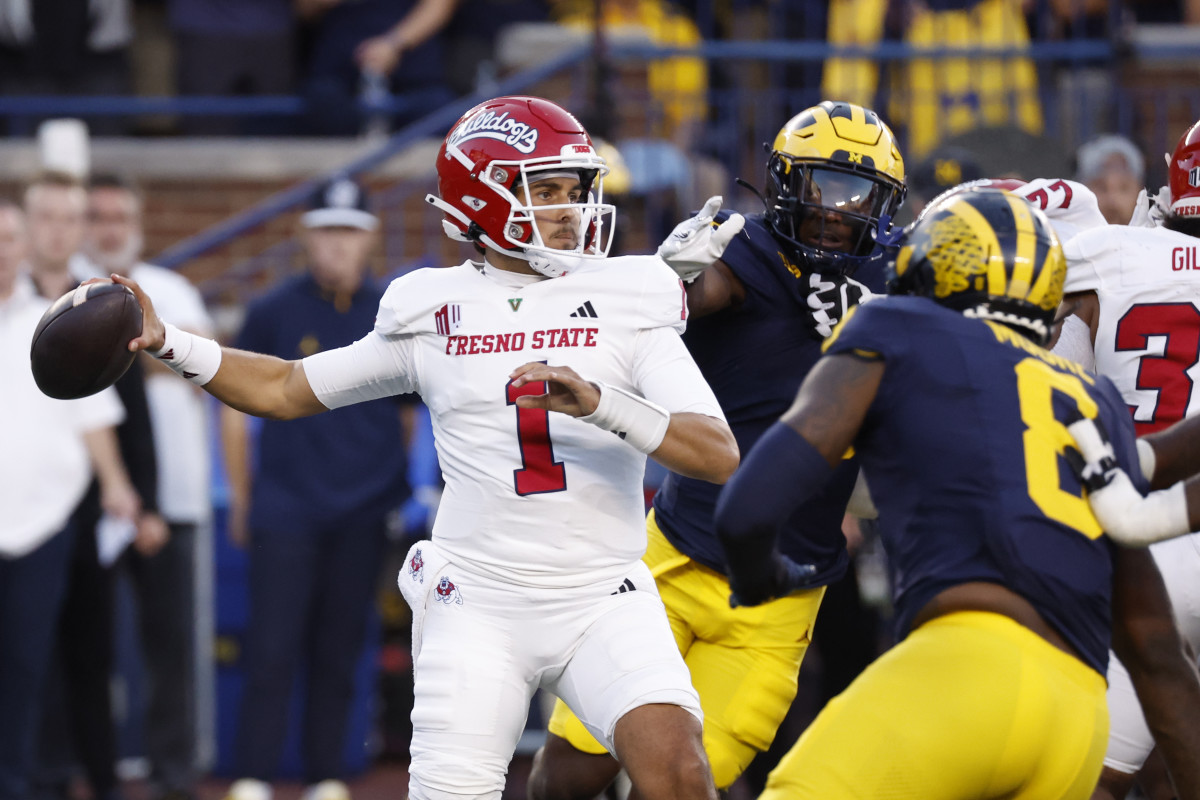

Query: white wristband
left=152, top=322, right=222, bottom=386
left=1089, top=471, right=1190, bottom=547
left=580, top=381, right=671, bottom=454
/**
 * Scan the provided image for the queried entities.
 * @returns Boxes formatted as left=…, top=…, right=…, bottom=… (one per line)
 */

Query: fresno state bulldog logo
left=408, top=547, right=424, bottom=583
left=434, top=576, right=463, bottom=605
left=448, top=110, right=539, bottom=155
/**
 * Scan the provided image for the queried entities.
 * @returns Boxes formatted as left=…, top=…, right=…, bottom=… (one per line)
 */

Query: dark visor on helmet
left=772, top=162, right=892, bottom=258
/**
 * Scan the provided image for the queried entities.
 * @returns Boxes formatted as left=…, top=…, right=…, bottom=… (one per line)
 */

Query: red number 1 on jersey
left=506, top=378, right=568, bottom=495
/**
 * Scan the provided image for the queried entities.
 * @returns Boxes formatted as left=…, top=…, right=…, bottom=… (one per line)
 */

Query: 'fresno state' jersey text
left=304, top=255, right=722, bottom=589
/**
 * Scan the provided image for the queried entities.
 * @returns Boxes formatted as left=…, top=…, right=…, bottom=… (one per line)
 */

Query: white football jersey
left=302, top=255, right=724, bottom=588
left=1064, top=224, right=1200, bottom=433
left=1008, top=178, right=1107, bottom=243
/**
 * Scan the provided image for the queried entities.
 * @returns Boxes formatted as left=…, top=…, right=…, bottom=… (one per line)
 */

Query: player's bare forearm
left=511, top=362, right=737, bottom=481
left=116, top=272, right=324, bottom=419
left=1143, top=414, right=1200, bottom=489
left=1112, top=546, right=1200, bottom=799
left=510, top=361, right=600, bottom=417
left=651, top=412, right=738, bottom=483
left=1061, top=290, right=1099, bottom=343
left=204, top=349, right=328, bottom=420
left=684, top=260, right=743, bottom=318
left=1122, top=648, right=1200, bottom=800
left=781, top=353, right=884, bottom=465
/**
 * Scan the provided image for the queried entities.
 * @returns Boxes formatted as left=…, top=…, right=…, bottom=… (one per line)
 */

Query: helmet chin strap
left=477, top=233, right=585, bottom=278
left=524, top=249, right=585, bottom=278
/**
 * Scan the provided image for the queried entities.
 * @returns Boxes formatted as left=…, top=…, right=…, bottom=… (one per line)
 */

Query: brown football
left=30, top=281, right=143, bottom=399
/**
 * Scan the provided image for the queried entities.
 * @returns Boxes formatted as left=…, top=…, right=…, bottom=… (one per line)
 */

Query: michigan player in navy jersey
left=715, top=187, right=1200, bottom=799
left=528, top=101, right=906, bottom=796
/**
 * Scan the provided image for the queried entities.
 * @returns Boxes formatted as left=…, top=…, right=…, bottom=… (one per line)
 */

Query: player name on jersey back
left=1171, top=246, right=1200, bottom=271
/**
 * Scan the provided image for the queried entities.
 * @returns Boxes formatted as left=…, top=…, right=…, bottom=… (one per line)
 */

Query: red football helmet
left=425, top=96, right=615, bottom=276
left=1168, top=119, right=1200, bottom=218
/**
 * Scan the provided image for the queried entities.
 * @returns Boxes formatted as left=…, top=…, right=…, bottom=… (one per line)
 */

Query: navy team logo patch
left=1190, top=166, right=1200, bottom=187
left=435, top=576, right=463, bottom=605
left=408, top=547, right=424, bottom=583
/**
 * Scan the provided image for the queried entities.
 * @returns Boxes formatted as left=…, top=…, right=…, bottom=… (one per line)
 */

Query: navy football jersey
left=652, top=213, right=885, bottom=584
left=825, top=296, right=1146, bottom=674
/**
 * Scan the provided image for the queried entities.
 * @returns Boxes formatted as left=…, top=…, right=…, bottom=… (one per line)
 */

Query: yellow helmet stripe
left=946, top=200, right=1006, bottom=296
left=1028, top=238, right=1065, bottom=308
left=1004, top=194, right=1037, bottom=300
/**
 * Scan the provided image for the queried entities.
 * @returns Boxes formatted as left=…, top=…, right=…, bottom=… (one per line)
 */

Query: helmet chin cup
left=524, top=250, right=585, bottom=278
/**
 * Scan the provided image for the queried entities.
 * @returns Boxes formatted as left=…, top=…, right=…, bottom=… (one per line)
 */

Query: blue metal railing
left=155, top=44, right=594, bottom=270
left=3, top=32, right=1194, bottom=122
left=150, top=34, right=1197, bottom=271
left=0, top=38, right=1168, bottom=122
left=12, top=31, right=1186, bottom=296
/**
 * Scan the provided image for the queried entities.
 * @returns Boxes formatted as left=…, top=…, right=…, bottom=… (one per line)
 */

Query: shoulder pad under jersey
left=573, top=254, right=689, bottom=334
left=374, top=262, right=478, bottom=336
left=1062, top=224, right=1147, bottom=295
left=1009, top=178, right=1107, bottom=243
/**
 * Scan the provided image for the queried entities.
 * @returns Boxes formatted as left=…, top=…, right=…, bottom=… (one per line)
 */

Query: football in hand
left=30, top=281, right=143, bottom=399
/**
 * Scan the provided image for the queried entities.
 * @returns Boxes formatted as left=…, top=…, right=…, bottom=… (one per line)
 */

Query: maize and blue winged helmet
left=888, top=186, right=1067, bottom=346
left=765, top=101, right=907, bottom=274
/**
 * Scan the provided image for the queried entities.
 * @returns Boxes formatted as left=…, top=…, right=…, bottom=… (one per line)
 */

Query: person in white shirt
left=24, top=170, right=157, bottom=800
left=81, top=173, right=216, bottom=800
left=0, top=199, right=137, bottom=800
left=114, top=95, right=738, bottom=800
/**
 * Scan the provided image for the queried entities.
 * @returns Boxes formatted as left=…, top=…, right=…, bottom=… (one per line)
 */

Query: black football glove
left=728, top=550, right=819, bottom=608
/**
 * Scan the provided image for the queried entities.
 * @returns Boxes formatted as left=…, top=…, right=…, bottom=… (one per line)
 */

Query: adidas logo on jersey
left=610, top=578, right=636, bottom=595
left=569, top=301, right=598, bottom=318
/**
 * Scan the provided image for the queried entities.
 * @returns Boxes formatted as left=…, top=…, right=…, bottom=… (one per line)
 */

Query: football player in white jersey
left=113, top=95, right=739, bottom=800
left=1045, top=121, right=1200, bottom=800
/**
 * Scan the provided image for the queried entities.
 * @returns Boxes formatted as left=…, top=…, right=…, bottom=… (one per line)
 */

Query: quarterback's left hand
left=656, top=196, right=746, bottom=283
left=509, top=361, right=601, bottom=417
left=728, top=551, right=818, bottom=608
left=806, top=272, right=873, bottom=338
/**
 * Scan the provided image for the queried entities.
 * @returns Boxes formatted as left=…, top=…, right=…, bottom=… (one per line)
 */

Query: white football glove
left=1128, top=185, right=1171, bottom=228
left=806, top=272, right=874, bottom=338
left=656, top=196, right=746, bottom=283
